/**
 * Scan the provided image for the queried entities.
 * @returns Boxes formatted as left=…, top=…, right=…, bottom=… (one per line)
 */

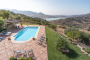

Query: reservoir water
left=43, top=17, right=66, bottom=21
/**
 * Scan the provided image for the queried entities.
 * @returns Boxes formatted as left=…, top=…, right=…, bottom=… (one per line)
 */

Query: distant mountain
left=1, top=9, right=66, bottom=18
left=50, top=13, right=90, bottom=28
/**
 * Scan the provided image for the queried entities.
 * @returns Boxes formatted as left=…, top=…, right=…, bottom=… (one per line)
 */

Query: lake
left=43, top=17, right=67, bottom=21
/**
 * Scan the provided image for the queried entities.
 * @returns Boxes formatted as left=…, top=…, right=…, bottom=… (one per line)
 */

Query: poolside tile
left=0, top=44, right=5, bottom=47
left=35, top=49, right=43, bottom=56
left=0, top=53, right=7, bottom=59
left=41, top=47, right=47, bottom=52
left=27, top=41, right=33, bottom=45
left=13, top=44, right=20, bottom=48
left=33, top=51, right=39, bottom=58
left=28, top=43, right=35, bottom=48
left=4, top=39, right=10, bottom=43
left=0, top=46, right=5, bottom=51
left=15, top=47, right=23, bottom=51
left=36, top=56, right=42, bottom=60
left=24, top=46, right=30, bottom=51
left=22, top=43, right=29, bottom=48
left=0, top=25, right=48, bottom=60
left=29, top=40, right=34, bottom=44
left=5, top=44, right=13, bottom=48
left=45, top=58, right=48, bottom=60
left=8, top=54, right=14, bottom=59
left=0, top=42, right=4, bottom=45
left=0, top=50, right=6, bottom=55
left=32, top=45, right=38, bottom=51
left=7, top=50, right=14, bottom=56
left=2, top=57, right=8, bottom=60
left=40, top=52, right=47, bottom=60
left=6, top=46, right=14, bottom=52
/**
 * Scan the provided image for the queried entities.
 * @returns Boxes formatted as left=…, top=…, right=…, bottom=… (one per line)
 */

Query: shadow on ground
left=46, top=38, right=48, bottom=42
left=62, top=48, right=79, bottom=58
left=0, top=28, right=23, bottom=42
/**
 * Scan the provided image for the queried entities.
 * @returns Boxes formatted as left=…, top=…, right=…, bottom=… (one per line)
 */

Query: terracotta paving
left=0, top=25, right=48, bottom=60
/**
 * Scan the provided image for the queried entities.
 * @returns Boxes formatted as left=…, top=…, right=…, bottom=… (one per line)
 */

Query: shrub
left=68, top=38, right=73, bottom=42
left=79, top=31, right=90, bottom=45
left=47, top=24, right=56, bottom=30
left=64, top=27, right=79, bottom=34
left=9, top=56, right=14, bottom=60
left=25, top=57, right=33, bottom=60
left=56, top=37, right=69, bottom=50
left=84, top=48, right=90, bottom=54
left=12, top=58, right=17, bottom=60
left=9, top=56, right=17, bottom=60
left=88, top=28, right=90, bottom=31
left=67, top=31, right=80, bottom=39
left=0, top=27, right=3, bottom=32
left=18, top=57, right=24, bottom=60
left=9, top=57, right=34, bottom=60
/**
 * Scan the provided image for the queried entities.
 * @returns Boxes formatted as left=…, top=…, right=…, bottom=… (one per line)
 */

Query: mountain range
left=1, top=8, right=66, bottom=18
left=50, top=13, right=90, bottom=28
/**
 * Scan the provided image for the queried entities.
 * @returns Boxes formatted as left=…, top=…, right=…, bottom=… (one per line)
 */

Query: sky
left=0, top=0, right=90, bottom=15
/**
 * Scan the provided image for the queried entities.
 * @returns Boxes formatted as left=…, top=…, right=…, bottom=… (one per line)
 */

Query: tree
left=56, top=37, right=69, bottom=50
left=0, top=17, right=4, bottom=32
left=67, top=31, right=80, bottom=39
left=80, top=31, right=90, bottom=44
left=64, top=27, right=79, bottom=34
left=0, top=10, right=10, bottom=19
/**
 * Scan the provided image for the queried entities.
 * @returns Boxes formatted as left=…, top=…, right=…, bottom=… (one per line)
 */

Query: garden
left=46, top=27, right=90, bottom=60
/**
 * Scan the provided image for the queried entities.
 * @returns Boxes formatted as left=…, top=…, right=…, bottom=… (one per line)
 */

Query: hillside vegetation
left=50, top=14, right=90, bottom=29
left=46, top=27, right=90, bottom=60
left=0, top=9, right=56, bottom=29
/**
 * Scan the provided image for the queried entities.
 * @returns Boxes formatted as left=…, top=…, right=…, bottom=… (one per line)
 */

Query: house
left=3, top=19, right=22, bottom=29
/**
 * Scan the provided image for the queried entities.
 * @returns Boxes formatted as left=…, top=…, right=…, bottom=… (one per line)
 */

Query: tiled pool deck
left=0, top=25, right=48, bottom=60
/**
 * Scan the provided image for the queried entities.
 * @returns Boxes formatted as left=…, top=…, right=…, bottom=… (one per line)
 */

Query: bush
left=12, top=58, right=17, bottom=60
left=9, top=56, right=17, bottom=60
left=68, top=38, right=73, bottom=42
left=64, top=27, right=79, bottom=34
left=13, top=25, right=17, bottom=29
left=67, top=31, right=80, bottom=39
left=25, top=57, right=33, bottom=60
left=9, top=56, right=14, bottom=60
left=56, top=37, right=69, bottom=50
left=0, top=27, right=3, bottom=32
left=9, top=57, right=34, bottom=60
left=84, top=48, right=90, bottom=54
left=79, top=31, right=90, bottom=45
left=18, top=57, right=24, bottom=60
left=88, top=28, right=90, bottom=31
left=47, top=24, right=56, bottom=30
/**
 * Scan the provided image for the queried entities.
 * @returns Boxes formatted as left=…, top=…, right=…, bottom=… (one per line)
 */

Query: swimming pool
left=14, top=27, right=38, bottom=42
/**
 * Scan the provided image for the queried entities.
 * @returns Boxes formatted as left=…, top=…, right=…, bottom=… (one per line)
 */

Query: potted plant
left=32, top=37, right=35, bottom=40
left=13, top=26, right=16, bottom=30
left=8, top=37, right=11, bottom=40
left=9, top=56, right=17, bottom=60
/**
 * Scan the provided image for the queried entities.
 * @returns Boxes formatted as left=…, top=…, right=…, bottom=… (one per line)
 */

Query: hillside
left=2, top=9, right=66, bottom=18
left=0, top=9, right=56, bottom=29
left=50, top=14, right=90, bottom=28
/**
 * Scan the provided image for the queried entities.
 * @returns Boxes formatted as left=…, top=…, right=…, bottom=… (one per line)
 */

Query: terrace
left=0, top=25, right=48, bottom=60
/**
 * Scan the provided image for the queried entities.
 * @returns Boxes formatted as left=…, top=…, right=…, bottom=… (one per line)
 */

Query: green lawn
left=45, top=27, right=90, bottom=60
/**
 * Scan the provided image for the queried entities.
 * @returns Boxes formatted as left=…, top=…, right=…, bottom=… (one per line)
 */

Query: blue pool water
left=14, top=27, right=38, bottom=42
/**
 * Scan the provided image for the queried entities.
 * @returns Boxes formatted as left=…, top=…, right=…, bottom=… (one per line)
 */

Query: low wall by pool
left=10, top=25, right=40, bottom=43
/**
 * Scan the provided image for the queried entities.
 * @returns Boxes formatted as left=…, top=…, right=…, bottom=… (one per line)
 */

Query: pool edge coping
left=10, top=25, right=40, bottom=43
